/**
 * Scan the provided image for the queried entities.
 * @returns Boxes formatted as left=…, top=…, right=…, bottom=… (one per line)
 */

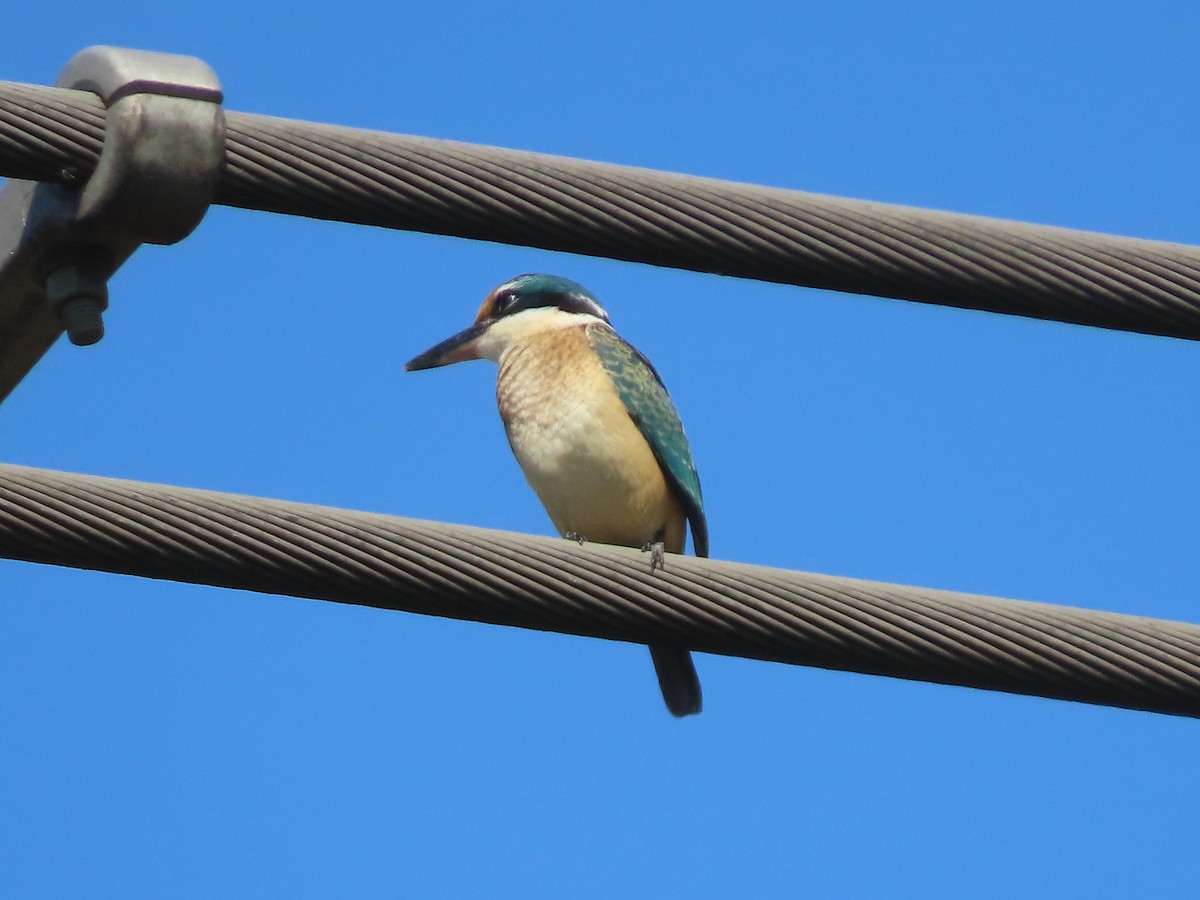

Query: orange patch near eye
left=473, top=294, right=497, bottom=325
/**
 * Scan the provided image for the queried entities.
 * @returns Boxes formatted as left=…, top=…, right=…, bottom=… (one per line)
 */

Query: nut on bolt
left=45, top=259, right=110, bottom=346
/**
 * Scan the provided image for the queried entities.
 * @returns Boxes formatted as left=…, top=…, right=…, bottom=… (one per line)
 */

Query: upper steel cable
left=1, top=463, right=1198, bottom=718
left=3, top=80, right=1200, bottom=338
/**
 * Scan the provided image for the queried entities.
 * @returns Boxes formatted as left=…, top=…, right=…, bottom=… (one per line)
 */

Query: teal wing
left=588, top=324, right=708, bottom=557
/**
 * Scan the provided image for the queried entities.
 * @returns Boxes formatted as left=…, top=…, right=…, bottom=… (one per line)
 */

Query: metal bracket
left=0, top=46, right=224, bottom=403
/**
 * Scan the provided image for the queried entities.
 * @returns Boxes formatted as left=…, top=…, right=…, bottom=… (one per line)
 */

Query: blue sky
left=4, top=2, right=1200, bottom=896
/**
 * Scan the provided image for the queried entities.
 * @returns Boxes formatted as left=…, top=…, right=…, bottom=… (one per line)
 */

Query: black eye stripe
left=494, top=291, right=605, bottom=320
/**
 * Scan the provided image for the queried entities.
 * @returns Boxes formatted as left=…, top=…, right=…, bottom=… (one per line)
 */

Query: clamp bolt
left=45, top=261, right=110, bottom=346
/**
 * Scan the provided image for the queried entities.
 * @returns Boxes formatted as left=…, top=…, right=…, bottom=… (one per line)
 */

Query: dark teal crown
left=489, top=273, right=610, bottom=323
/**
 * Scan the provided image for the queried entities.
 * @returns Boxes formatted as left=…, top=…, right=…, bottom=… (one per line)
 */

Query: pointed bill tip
left=403, top=353, right=437, bottom=372
left=404, top=322, right=488, bottom=371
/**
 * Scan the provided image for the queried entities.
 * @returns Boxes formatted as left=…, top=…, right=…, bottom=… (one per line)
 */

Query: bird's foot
left=565, top=531, right=586, bottom=545
left=641, top=540, right=666, bottom=572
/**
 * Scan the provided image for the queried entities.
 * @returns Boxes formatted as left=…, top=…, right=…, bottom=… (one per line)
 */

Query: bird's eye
left=493, top=292, right=517, bottom=316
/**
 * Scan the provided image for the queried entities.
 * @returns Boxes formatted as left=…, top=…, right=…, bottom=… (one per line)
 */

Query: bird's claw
left=641, top=540, right=666, bottom=572
left=566, top=531, right=586, bottom=545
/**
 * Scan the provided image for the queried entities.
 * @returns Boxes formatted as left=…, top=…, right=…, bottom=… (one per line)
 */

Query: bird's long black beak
left=404, top=322, right=489, bottom=371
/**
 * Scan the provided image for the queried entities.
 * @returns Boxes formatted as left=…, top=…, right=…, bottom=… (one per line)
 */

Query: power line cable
left=1, top=463, right=1197, bottom=718
left=3, top=80, right=1200, bottom=339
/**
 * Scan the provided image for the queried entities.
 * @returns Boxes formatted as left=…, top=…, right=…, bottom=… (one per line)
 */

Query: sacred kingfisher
left=405, top=273, right=707, bottom=717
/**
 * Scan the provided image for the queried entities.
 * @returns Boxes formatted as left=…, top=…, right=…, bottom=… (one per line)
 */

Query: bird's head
left=405, top=274, right=610, bottom=371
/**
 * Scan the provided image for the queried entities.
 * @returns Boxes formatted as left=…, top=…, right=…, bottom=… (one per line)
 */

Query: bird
left=405, top=273, right=707, bottom=717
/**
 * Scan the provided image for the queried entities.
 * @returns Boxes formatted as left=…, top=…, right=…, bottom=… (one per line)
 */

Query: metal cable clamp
left=0, top=46, right=224, bottom=401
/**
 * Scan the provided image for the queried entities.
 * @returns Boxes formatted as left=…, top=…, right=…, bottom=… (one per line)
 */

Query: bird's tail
left=648, top=644, right=702, bottom=717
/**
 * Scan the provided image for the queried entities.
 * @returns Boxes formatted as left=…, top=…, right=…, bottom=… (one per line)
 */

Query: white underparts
left=493, top=324, right=687, bottom=553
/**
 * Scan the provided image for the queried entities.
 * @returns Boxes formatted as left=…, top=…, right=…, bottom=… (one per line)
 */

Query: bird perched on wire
left=405, top=273, right=707, bottom=717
